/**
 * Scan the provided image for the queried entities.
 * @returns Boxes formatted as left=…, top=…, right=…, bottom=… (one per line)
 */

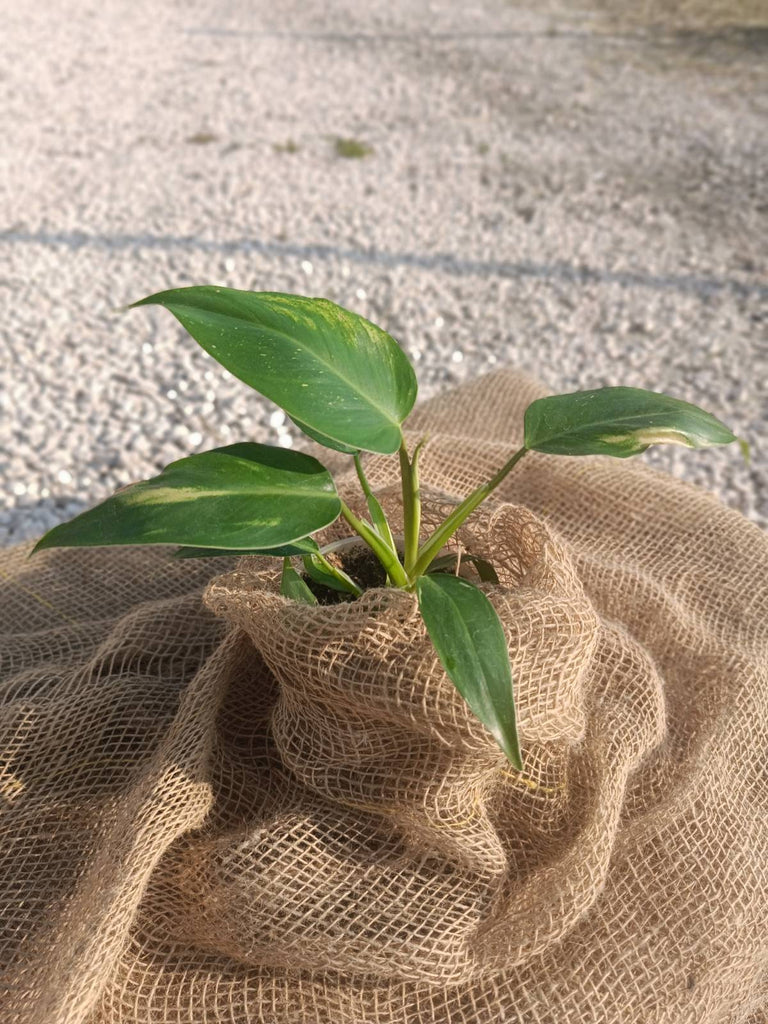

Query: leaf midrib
left=139, top=481, right=335, bottom=499
left=154, top=449, right=337, bottom=501
left=532, top=407, right=726, bottom=443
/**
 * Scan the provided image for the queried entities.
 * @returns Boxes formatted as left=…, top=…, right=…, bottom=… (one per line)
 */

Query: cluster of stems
left=315, top=442, right=528, bottom=594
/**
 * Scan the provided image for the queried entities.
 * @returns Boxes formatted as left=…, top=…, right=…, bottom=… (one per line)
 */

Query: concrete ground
left=1, top=0, right=766, bottom=544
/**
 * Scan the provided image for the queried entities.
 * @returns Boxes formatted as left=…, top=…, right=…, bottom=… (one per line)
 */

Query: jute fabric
left=1, top=370, right=766, bottom=1023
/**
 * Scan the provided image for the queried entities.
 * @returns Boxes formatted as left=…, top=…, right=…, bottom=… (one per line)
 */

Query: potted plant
left=34, top=286, right=741, bottom=773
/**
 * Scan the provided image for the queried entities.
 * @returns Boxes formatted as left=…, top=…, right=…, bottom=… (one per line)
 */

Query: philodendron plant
left=34, top=288, right=742, bottom=769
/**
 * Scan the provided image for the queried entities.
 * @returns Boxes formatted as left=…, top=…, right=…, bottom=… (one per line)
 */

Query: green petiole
left=339, top=501, right=409, bottom=589
left=411, top=447, right=528, bottom=580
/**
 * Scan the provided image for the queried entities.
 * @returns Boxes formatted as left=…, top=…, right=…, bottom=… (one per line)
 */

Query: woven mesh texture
left=1, top=370, right=766, bottom=1024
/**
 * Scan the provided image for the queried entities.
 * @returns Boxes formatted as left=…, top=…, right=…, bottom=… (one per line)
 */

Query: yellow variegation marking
left=123, top=486, right=235, bottom=506
left=600, top=429, right=695, bottom=449
left=123, top=485, right=298, bottom=514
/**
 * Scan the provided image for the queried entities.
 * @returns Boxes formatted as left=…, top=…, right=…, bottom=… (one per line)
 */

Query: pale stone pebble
left=0, top=0, right=765, bottom=547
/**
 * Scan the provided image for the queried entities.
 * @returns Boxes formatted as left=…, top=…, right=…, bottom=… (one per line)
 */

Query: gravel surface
left=1, top=0, right=766, bottom=544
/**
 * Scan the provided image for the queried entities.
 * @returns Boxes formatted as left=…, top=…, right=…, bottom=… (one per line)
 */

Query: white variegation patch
left=123, top=486, right=233, bottom=506
left=600, top=429, right=696, bottom=449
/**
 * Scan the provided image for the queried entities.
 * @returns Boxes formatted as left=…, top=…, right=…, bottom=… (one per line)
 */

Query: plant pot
left=162, top=493, right=663, bottom=987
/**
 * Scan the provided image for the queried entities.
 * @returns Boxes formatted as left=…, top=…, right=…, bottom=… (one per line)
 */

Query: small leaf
left=301, top=554, right=360, bottom=596
left=470, top=557, right=500, bottom=585
left=33, top=444, right=340, bottom=553
left=281, top=559, right=318, bottom=604
left=363, top=489, right=397, bottom=551
left=174, top=537, right=320, bottom=559
left=524, top=387, right=737, bottom=458
left=416, top=574, right=521, bottom=769
left=131, top=288, right=418, bottom=455
left=426, top=552, right=500, bottom=585
left=364, top=491, right=390, bottom=536
left=353, top=453, right=397, bottom=554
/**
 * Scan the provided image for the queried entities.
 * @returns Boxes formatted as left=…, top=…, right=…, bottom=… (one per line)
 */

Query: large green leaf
left=524, top=387, right=736, bottom=458
left=173, top=537, right=320, bottom=559
left=33, top=444, right=340, bottom=553
left=131, top=288, right=418, bottom=455
left=416, top=573, right=521, bottom=769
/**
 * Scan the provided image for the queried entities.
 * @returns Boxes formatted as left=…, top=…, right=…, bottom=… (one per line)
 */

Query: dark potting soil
left=302, top=546, right=390, bottom=605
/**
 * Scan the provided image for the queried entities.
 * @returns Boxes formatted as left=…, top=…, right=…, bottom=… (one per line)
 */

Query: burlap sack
left=1, top=370, right=766, bottom=1024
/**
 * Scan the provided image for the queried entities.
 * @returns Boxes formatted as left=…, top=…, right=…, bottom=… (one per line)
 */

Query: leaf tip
left=29, top=532, right=54, bottom=557
left=507, top=746, right=524, bottom=772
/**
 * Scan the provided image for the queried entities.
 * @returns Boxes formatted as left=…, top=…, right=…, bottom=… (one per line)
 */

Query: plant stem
left=410, top=447, right=528, bottom=580
left=353, top=453, right=397, bottom=555
left=339, top=501, right=409, bottom=589
left=399, top=439, right=424, bottom=576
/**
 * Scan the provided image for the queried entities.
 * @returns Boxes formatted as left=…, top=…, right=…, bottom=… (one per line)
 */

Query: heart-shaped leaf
left=416, top=573, right=521, bottom=769
left=524, top=387, right=737, bottom=458
left=131, top=288, right=417, bottom=455
left=33, top=444, right=340, bottom=553
left=174, top=537, right=320, bottom=559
